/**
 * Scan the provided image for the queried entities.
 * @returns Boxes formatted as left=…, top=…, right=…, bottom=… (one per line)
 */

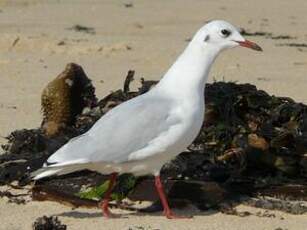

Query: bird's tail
left=31, top=165, right=85, bottom=180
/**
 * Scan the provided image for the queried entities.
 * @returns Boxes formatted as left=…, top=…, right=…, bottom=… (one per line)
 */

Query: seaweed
left=276, top=43, right=307, bottom=48
left=41, top=63, right=97, bottom=137
left=67, top=25, right=96, bottom=35
left=32, top=216, right=66, bottom=230
left=240, top=29, right=296, bottom=40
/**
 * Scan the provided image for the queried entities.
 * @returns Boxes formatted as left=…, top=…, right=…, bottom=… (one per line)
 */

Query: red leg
left=154, top=175, right=192, bottom=219
left=100, top=172, right=118, bottom=218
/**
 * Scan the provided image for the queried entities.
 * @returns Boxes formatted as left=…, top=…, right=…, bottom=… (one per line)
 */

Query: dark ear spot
left=204, top=35, right=210, bottom=42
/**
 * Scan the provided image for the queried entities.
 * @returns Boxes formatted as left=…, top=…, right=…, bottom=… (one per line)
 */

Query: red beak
left=237, top=40, right=263, bottom=51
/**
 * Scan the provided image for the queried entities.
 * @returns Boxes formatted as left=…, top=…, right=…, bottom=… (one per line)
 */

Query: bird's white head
left=191, top=20, right=262, bottom=52
left=157, top=20, right=262, bottom=94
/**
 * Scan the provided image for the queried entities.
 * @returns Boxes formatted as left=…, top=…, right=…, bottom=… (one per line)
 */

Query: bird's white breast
left=124, top=97, right=205, bottom=175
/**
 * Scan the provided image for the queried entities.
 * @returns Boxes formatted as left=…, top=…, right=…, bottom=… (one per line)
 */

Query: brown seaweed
left=41, top=63, right=97, bottom=137
left=240, top=29, right=296, bottom=40
left=67, top=25, right=96, bottom=35
left=32, top=216, right=67, bottom=230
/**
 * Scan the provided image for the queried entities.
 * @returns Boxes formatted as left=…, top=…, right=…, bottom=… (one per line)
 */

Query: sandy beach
left=0, top=0, right=307, bottom=229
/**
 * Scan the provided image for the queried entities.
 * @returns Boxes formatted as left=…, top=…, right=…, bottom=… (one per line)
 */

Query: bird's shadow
left=57, top=207, right=218, bottom=219
left=58, top=210, right=103, bottom=219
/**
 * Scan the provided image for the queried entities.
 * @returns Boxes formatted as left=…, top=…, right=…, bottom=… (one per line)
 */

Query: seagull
left=32, top=20, right=262, bottom=219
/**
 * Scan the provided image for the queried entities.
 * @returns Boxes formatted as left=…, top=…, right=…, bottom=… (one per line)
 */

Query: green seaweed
left=77, top=180, right=110, bottom=200
left=76, top=174, right=137, bottom=201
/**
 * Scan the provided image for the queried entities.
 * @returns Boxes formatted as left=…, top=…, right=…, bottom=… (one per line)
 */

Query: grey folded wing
left=46, top=94, right=179, bottom=166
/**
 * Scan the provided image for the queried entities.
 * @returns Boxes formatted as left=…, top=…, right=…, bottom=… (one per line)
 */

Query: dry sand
left=0, top=0, right=307, bottom=229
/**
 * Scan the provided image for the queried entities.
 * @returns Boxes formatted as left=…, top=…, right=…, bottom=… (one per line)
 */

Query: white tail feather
left=31, top=164, right=86, bottom=180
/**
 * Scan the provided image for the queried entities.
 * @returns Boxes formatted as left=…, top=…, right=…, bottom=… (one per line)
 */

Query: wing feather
left=45, top=93, right=178, bottom=166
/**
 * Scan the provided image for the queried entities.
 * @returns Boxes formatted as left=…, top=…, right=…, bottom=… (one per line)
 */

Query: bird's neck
left=155, top=43, right=220, bottom=99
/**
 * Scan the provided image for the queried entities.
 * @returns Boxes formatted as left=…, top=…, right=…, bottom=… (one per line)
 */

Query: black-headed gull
left=32, top=20, right=262, bottom=218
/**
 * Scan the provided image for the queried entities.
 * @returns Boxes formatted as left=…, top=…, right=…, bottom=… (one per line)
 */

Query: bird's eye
left=221, top=29, right=231, bottom=37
